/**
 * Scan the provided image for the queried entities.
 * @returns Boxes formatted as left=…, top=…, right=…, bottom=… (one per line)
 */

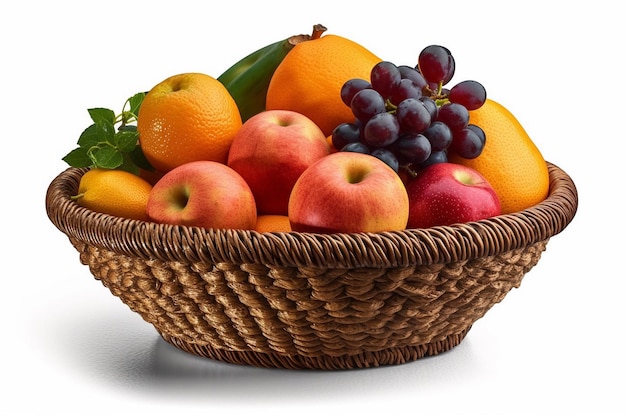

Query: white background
left=2, top=1, right=623, bottom=416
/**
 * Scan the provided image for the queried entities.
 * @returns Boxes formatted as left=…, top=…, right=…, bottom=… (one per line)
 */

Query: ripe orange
left=137, top=72, right=242, bottom=173
left=254, top=214, right=292, bottom=233
left=448, top=99, right=550, bottom=214
left=266, top=25, right=382, bottom=137
left=72, top=168, right=153, bottom=221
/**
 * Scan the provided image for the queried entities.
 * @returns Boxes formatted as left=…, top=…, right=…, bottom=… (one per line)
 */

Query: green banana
left=218, top=32, right=311, bottom=122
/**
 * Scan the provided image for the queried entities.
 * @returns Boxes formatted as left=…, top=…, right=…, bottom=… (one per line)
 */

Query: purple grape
left=388, top=133, right=431, bottom=165
left=332, top=122, right=361, bottom=150
left=370, top=61, right=401, bottom=99
left=442, top=54, right=455, bottom=86
left=449, top=80, right=487, bottom=110
left=371, top=148, right=399, bottom=172
left=397, top=65, right=428, bottom=91
left=351, top=88, right=386, bottom=123
left=341, top=142, right=370, bottom=154
left=389, top=78, right=423, bottom=105
left=418, top=45, right=455, bottom=85
left=420, top=150, right=448, bottom=168
left=436, top=102, right=469, bottom=132
left=422, top=121, right=453, bottom=152
left=451, top=127, right=484, bottom=159
left=396, top=98, right=431, bottom=134
left=341, top=78, right=371, bottom=107
left=467, top=124, right=486, bottom=147
left=420, top=97, right=438, bottom=121
left=363, top=112, right=400, bottom=148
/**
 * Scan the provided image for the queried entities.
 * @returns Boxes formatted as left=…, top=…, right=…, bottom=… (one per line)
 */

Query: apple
left=227, top=109, right=330, bottom=215
left=147, top=161, right=257, bottom=230
left=288, top=152, right=409, bottom=233
left=405, top=162, right=501, bottom=229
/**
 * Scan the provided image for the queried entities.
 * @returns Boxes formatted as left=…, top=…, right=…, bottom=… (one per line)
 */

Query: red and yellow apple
left=406, top=162, right=501, bottom=229
left=288, top=152, right=409, bottom=233
left=147, top=160, right=257, bottom=230
left=227, top=109, right=331, bottom=215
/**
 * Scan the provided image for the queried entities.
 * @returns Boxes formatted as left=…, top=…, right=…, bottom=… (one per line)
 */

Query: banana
left=218, top=32, right=312, bottom=122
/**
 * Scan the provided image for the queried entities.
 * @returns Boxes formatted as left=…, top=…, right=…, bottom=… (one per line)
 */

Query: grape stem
left=401, top=165, right=418, bottom=179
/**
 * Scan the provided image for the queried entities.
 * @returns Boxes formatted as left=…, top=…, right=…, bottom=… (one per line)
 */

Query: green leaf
left=64, top=94, right=149, bottom=174
left=92, top=146, right=123, bottom=169
left=62, top=147, right=93, bottom=168
left=128, top=92, right=145, bottom=116
left=77, top=124, right=100, bottom=147
left=88, top=107, right=116, bottom=125
left=129, top=145, right=153, bottom=171
left=95, top=119, right=116, bottom=143
left=118, top=124, right=137, bottom=132
left=119, top=154, right=141, bottom=175
left=115, top=130, right=138, bottom=152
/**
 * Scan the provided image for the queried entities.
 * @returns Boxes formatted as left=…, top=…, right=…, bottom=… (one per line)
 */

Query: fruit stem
left=401, top=165, right=418, bottom=179
left=70, top=193, right=84, bottom=201
left=287, top=24, right=327, bottom=47
left=311, top=24, right=327, bottom=40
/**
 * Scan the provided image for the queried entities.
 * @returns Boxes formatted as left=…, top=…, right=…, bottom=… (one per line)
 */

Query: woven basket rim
left=45, top=162, right=578, bottom=269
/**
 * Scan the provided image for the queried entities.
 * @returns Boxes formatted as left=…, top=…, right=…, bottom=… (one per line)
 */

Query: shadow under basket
left=46, top=162, right=578, bottom=370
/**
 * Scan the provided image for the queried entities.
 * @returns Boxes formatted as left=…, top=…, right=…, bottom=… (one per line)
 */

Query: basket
left=45, top=162, right=577, bottom=370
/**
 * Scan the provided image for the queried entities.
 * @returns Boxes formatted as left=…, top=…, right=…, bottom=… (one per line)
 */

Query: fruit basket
left=45, top=162, right=577, bottom=370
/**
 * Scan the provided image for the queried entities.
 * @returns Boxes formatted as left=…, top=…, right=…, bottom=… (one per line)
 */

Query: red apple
left=406, top=162, right=501, bottom=229
left=227, top=109, right=330, bottom=215
left=288, top=152, right=409, bottom=233
left=147, top=161, right=257, bottom=230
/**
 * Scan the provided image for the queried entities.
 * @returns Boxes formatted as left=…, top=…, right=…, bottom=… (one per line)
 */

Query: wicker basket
left=45, top=162, right=577, bottom=370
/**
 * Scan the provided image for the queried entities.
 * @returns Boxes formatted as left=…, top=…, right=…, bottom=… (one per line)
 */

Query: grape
left=388, top=133, right=431, bottom=165
left=332, top=122, right=361, bottom=150
left=467, top=124, right=486, bottom=147
left=371, top=148, right=399, bottom=172
left=451, top=127, right=484, bottom=159
left=437, top=102, right=469, bottom=132
left=442, top=55, right=455, bottom=86
left=396, top=98, right=431, bottom=134
left=418, top=45, right=455, bottom=85
left=449, top=80, right=487, bottom=110
left=420, top=150, right=448, bottom=168
left=363, top=112, right=400, bottom=148
left=397, top=65, right=428, bottom=91
left=335, top=47, right=487, bottom=177
left=389, top=78, right=423, bottom=105
left=422, top=121, right=453, bottom=152
left=351, top=88, right=386, bottom=123
left=420, top=97, right=438, bottom=121
left=371, top=61, right=401, bottom=99
left=341, top=142, right=370, bottom=154
left=341, top=78, right=371, bottom=107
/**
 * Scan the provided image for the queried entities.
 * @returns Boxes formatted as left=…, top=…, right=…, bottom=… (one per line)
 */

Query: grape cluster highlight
left=332, top=45, right=487, bottom=175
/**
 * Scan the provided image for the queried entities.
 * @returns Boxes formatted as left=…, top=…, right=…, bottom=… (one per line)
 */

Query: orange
left=266, top=25, right=381, bottom=137
left=254, top=214, right=292, bottom=233
left=448, top=99, right=550, bottom=214
left=137, top=72, right=242, bottom=173
left=326, top=134, right=338, bottom=153
left=72, top=168, right=153, bottom=221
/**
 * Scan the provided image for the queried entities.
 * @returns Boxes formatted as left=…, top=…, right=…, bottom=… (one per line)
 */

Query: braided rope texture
left=46, top=163, right=578, bottom=369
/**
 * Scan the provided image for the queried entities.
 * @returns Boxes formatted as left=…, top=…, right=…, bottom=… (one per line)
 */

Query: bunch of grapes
left=332, top=45, right=487, bottom=175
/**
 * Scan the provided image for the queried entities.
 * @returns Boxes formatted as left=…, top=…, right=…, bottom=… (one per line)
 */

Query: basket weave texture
left=46, top=162, right=577, bottom=369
